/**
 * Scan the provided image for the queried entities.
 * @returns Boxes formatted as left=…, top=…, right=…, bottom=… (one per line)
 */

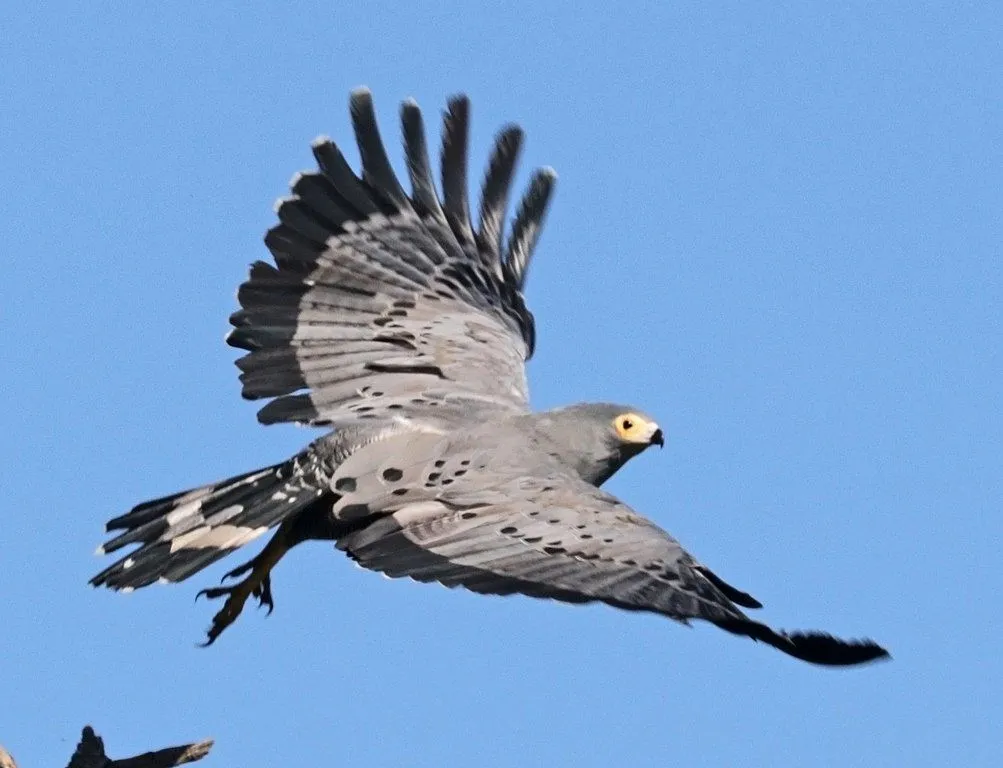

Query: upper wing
left=228, top=89, right=557, bottom=427
left=335, top=468, right=889, bottom=667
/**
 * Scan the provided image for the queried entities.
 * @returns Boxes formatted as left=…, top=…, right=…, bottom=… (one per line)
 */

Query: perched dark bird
left=91, top=88, right=888, bottom=666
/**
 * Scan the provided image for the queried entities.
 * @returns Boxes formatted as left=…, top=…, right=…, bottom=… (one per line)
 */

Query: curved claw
left=199, top=615, right=231, bottom=648
left=221, top=560, right=254, bottom=583
left=197, top=585, right=233, bottom=602
left=252, top=578, right=275, bottom=614
left=192, top=525, right=291, bottom=646
left=193, top=574, right=276, bottom=646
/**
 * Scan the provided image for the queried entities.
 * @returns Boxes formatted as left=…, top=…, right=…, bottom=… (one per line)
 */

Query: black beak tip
left=651, top=428, right=665, bottom=448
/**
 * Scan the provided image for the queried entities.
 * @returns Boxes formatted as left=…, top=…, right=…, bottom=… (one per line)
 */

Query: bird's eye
left=614, top=413, right=645, bottom=441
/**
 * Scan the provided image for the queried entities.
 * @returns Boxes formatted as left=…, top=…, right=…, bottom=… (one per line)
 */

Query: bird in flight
left=91, top=88, right=888, bottom=666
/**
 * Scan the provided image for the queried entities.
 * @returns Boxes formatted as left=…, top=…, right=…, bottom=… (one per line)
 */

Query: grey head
left=527, top=402, right=664, bottom=486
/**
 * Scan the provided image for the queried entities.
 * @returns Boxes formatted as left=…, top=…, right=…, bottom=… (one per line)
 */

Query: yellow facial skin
left=612, top=412, right=663, bottom=447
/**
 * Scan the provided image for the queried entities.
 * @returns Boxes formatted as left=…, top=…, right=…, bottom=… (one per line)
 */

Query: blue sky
left=2, top=2, right=1000, bottom=766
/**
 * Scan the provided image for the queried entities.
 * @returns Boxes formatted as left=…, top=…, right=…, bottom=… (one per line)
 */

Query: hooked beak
left=649, top=426, right=665, bottom=449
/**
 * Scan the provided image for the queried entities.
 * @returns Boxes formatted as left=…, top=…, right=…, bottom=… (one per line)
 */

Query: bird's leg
left=195, top=521, right=294, bottom=646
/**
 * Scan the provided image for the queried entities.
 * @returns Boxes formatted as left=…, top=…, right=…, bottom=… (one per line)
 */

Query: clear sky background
left=2, top=3, right=1000, bottom=766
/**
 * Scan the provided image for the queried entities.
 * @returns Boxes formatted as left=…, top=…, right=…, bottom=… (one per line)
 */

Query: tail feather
left=100, top=467, right=276, bottom=554
left=91, top=457, right=328, bottom=591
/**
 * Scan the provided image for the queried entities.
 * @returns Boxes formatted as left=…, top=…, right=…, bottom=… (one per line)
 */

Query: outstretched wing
left=229, top=88, right=557, bottom=427
left=335, top=467, right=889, bottom=667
